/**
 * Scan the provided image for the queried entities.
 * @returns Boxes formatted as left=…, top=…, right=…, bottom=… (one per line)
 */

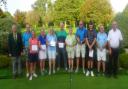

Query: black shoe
left=18, top=73, right=22, bottom=78
left=102, top=72, right=105, bottom=76
left=96, top=72, right=100, bottom=77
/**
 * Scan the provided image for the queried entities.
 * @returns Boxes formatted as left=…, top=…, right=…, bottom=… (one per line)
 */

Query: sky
left=0, top=0, right=128, bottom=15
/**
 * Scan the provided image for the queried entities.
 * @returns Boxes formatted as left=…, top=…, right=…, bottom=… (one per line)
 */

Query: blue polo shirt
left=46, top=34, right=57, bottom=51
left=76, top=27, right=87, bottom=42
left=38, top=35, right=46, bottom=45
left=97, top=32, right=107, bottom=48
left=22, top=32, right=32, bottom=48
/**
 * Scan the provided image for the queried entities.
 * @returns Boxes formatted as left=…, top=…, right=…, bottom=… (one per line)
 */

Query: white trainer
left=65, top=68, right=68, bottom=71
left=75, top=68, right=78, bottom=73
left=29, top=75, right=33, bottom=80
left=57, top=67, right=60, bottom=71
left=49, top=71, right=51, bottom=75
left=26, top=73, right=29, bottom=78
left=33, top=73, right=38, bottom=78
left=53, top=70, right=56, bottom=74
left=91, top=71, right=94, bottom=77
left=83, top=69, right=85, bottom=74
left=86, top=71, right=90, bottom=76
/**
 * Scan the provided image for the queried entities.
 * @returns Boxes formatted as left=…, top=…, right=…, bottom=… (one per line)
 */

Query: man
left=75, top=21, right=87, bottom=74
left=56, top=22, right=67, bottom=71
left=86, top=21, right=97, bottom=77
left=107, top=21, right=123, bottom=78
left=8, top=24, right=23, bottom=79
left=96, top=24, right=107, bottom=76
left=22, top=24, right=32, bottom=78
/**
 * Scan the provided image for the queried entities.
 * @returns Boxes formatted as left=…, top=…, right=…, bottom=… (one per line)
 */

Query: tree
left=0, top=0, right=7, bottom=6
left=0, top=9, right=14, bottom=31
left=123, top=4, right=128, bottom=17
left=25, top=10, right=41, bottom=27
left=0, top=8, right=6, bottom=18
left=0, top=8, right=15, bottom=54
left=114, top=4, right=128, bottom=47
left=80, top=0, right=113, bottom=26
left=0, top=0, right=7, bottom=4
left=14, top=10, right=26, bottom=27
left=4, top=11, right=13, bottom=18
left=32, top=0, right=52, bottom=26
left=53, top=0, right=84, bottom=24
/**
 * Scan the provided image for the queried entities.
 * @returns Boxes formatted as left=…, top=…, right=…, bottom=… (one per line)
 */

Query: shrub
left=120, top=48, right=126, bottom=54
left=119, top=53, right=128, bottom=69
left=0, top=32, right=9, bottom=54
left=0, top=17, right=15, bottom=54
left=0, top=55, right=11, bottom=68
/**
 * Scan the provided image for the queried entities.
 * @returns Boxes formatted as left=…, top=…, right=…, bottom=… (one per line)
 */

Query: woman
left=46, top=28, right=57, bottom=75
left=28, top=31, right=39, bottom=80
left=65, top=28, right=76, bottom=72
left=86, top=21, right=97, bottom=77
left=38, top=29, right=47, bottom=75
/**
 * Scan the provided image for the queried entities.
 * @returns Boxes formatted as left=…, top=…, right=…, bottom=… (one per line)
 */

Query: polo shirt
left=107, top=29, right=123, bottom=48
left=22, top=32, right=32, bottom=48
left=76, top=27, right=87, bottom=42
left=46, top=34, right=57, bottom=51
left=38, top=35, right=46, bottom=45
left=56, top=29, right=67, bottom=42
left=97, top=32, right=107, bottom=48
left=65, top=34, right=76, bottom=46
left=86, top=29, right=97, bottom=44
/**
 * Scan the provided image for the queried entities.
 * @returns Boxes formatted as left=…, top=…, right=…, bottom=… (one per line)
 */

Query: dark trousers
left=108, top=48, right=119, bottom=76
left=11, top=56, right=22, bottom=76
left=57, top=47, right=67, bottom=69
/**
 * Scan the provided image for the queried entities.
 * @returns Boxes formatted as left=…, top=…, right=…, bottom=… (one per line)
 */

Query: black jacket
left=8, top=32, right=23, bottom=57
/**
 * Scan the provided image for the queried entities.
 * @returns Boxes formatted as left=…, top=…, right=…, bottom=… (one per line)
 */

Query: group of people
left=8, top=21, right=123, bottom=80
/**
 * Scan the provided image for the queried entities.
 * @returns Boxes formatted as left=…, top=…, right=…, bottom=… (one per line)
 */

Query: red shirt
left=29, top=37, right=39, bottom=53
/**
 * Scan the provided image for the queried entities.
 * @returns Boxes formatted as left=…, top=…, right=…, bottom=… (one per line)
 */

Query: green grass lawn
left=0, top=68, right=128, bottom=89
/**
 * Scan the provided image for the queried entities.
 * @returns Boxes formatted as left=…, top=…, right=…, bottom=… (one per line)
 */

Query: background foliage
left=0, top=0, right=128, bottom=55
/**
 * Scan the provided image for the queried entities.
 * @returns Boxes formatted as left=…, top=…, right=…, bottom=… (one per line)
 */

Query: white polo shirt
left=107, top=29, right=123, bottom=48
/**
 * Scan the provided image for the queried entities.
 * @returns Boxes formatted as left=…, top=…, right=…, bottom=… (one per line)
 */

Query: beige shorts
left=66, top=47, right=75, bottom=59
left=76, top=44, right=86, bottom=58
left=97, top=48, right=106, bottom=61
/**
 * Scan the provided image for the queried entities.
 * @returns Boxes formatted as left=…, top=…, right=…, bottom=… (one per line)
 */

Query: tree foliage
left=53, top=0, right=84, bottom=23
left=0, top=8, right=6, bottom=18
left=25, top=10, right=41, bottom=27
left=12, top=0, right=113, bottom=27
left=0, top=9, right=14, bottom=31
left=0, top=8, right=14, bottom=54
left=32, top=0, right=52, bottom=25
left=0, top=0, right=7, bottom=8
left=80, top=0, right=113, bottom=26
left=14, top=10, right=26, bottom=27
left=114, top=4, right=128, bottom=47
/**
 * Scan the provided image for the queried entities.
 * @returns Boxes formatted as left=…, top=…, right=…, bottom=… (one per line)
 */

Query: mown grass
left=0, top=68, right=128, bottom=89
